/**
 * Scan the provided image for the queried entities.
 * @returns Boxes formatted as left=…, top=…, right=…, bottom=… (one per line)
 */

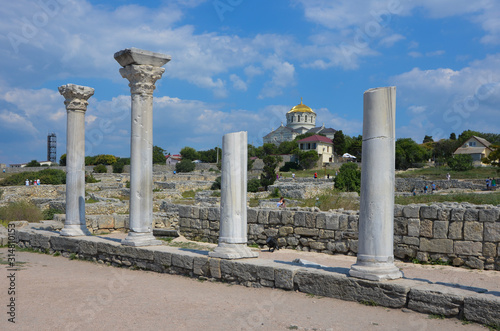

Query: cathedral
left=263, top=98, right=337, bottom=145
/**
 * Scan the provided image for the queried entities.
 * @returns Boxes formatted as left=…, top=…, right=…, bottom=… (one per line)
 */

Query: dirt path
left=0, top=249, right=488, bottom=331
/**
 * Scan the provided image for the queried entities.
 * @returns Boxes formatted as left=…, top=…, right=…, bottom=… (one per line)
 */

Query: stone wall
left=176, top=203, right=500, bottom=270
left=395, top=178, right=484, bottom=192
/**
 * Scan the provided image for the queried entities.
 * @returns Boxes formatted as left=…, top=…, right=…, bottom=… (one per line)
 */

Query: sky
left=1, top=0, right=500, bottom=165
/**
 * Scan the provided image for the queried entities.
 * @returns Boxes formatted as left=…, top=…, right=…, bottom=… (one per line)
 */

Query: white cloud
left=379, top=34, right=405, bottom=47
left=229, top=74, right=247, bottom=91
left=258, top=57, right=296, bottom=98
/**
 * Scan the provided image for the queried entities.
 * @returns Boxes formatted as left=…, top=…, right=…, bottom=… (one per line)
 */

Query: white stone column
left=59, top=84, right=94, bottom=236
left=209, top=131, right=258, bottom=259
left=115, top=48, right=170, bottom=246
left=349, top=86, right=403, bottom=281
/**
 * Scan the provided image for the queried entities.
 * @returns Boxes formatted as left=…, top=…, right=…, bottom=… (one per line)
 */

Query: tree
left=423, top=135, right=434, bottom=143
left=59, top=154, right=66, bottom=166
left=347, top=136, right=362, bottom=160
left=333, top=130, right=346, bottom=155
left=26, top=160, right=40, bottom=167
left=176, top=159, right=195, bottom=173
left=449, top=132, right=457, bottom=140
left=482, top=145, right=500, bottom=167
left=260, top=155, right=281, bottom=190
left=334, top=163, right=361, bottom=193
left=277, top=141, right=298, bottom=155
left=153, top=146, right=167, bottom=164
left=198, top=147, right=219, bottom=163
left=432, top=139, right=456, bottom=165
left=262, top=143, right=278, bottom=156
left=93, top=164, right=107, bottom=173
left=180, top=146, right=199, bottom=161
left=395, top=138, right=430, bottom=170
left=448, top=154, right=473, bottom=171
left=297, top=150, right=319, bottom=169
left=94, top=154, right=117, bottom=165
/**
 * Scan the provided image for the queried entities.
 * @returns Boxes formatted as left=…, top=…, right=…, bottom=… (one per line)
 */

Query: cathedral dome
left=287, top=98, right=315, bottom=114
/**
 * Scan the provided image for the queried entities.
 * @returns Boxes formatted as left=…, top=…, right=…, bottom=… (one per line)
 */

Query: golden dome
left=287, top=97, right=315, bottom=113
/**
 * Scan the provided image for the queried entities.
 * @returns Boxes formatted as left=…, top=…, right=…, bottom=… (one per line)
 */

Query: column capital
left=119, top=65, right=165, bottom=95
left=58, top=84, right=94, bottom=111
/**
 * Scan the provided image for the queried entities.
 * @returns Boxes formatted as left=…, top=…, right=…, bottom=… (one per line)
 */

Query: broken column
left=349, top=86, right=403, bottom=281
left=209, top=131, right=258, bottom=259
left=114, top=48, right=170, bottom=246
left=59, top=84, right=94, bottom=236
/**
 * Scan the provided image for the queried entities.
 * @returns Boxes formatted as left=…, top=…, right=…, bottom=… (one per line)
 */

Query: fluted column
left=349, top=86, right=403, bottom=281
left=209, top=131, right=258, bottom=259
left=59, top=84, right=94, bottom=236
left=115, top=48, right=170, bottom=246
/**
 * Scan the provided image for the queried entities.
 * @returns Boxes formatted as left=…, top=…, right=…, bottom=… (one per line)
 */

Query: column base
left=121, top=231, right=162, bottom=247
left=349, top=263, right=403, bottom=281
left=60, top=224, right=91, bottom=237
left=209, top=243, right=259, bottom=259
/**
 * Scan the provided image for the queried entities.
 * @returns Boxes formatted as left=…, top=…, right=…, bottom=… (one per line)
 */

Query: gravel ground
left=0, top=245, right=493, bottom=331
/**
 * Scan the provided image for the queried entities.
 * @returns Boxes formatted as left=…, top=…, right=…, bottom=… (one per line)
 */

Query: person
left=276, top=173, right=279, bottom=180
left=25, top=179, right=29, bottom=186
left=431, top=182, right=436, bottom=193
left=314, top=172, right=317, bottom=179
left=277, top=197, right=285, bottom=208
left=492, top=178, right=497, bottom=188
left=292, top=173, right=295, bottom=180
left=327, top=174, right=330, bottom=179
left=486, top=177, right=491, bottom=190
left=424, top=185, right=428, bottom=194
left=2, top=168, right=5, bottom=173
left=173, top=170, right=176, bottom=175
left=411, top=187, right=416, bottom=196
left=446, top=173, right=450, bottom=181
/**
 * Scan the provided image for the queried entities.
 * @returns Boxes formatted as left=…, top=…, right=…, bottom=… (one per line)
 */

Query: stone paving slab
left=10, top=224, right=500, bottom=327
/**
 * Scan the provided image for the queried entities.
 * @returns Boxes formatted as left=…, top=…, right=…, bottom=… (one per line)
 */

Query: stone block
left=257, top=265, right=275, bottom=281
left=402, top=236, right=419, bottom=246
left=325, top=214, right=339, bottom=230
left=278, top=226, right=293, bottom=236
left=420, top=219, right=433, bottom=238
left=294, top=212, right=306, bottom=227
left=448, top=222, right=463, bottom=240
left=191, top=219, right=201, bottom=229
left=304, top=213, right=316, bottom=228
left=281, top=210, right=294, bottom=225
left=153, top=250, right=172, bottom=267
left=114, top=215, right=128, bottom=229
left=193, top=256, right=210, bottom=276
left=433, top=221, right=449, bottom=239
left=208, top=207, right=220, bottom=221
left=310, top=241, right=326, bottom=251
left=50, top=236, right=79, bottom=252
left=190, top=206, right=200, bottom=219
left=178, top=205, right=191, bottom=218
left=209, top=258, right=221, bottom=278
left=274, top=267, right=296, bottom=290
left=96, top=216, right=115, bottom=229
left=437, top=208, right=451, bottom=221
left=393, top=205, right=404, bottom=217
left=464, top=209, right=479, bottom=222
left=287, top=237, right=299, bottom=246
left=483, top=242, right=497, bottom=257
left=454, top=241, right=482, bottom=256
left=450, top=209, right=465, bottom=221
left=121, top=246, right=154, bottom=260
left=347, top=239, right=358, bottom=253
left=464, top=297, right=500, bottom=326
left=220, top=259, right=234, bottom=277
left=394, top=218, right=407, bottom=236
left=171, top=253, right=194, bottom=270
left=347, top=215, right=358, bottom=232
left=199, top=207, right=208, bottom=220
left=247, top=209, right=258, bottom=223
left=264, top=228, right=278, bottom=237
left=484, top=222, right=500, bottom=242
left=78, top=240, right=97, bottom=255
left=269, top=210, right=281, bottom=225
left=96, top=242, right=121, bottom=255
left=403, top=206, right=419, bottom=218
left=394, top=245, right=416, bottom=259
left=463, top=222, right=483, bottom=241
left=258, top=210, right=270, bottom=224
left=420, top=206, right=438, bottom=219
left=339, top=215, right=348, bottom=230
left=420, top=238, right=453, bottom=253
left=407, top=219, right=420, bottom=237
left=248, top=224, right=264, bottom=235
left=31, top=233, right=51, bottom=250
left=295, top=228, right=319, bottom=237
left=179, top=218, right=191, bottom=228
left=479, top=209, right=500, bottom=222
left=232, top=261, right=258, bottom=282
left=319, top=230, right=335, bottom=239
left=209, top=221, right=219, bottom=230
left=316, top=213, right=326, bottom=229
left=294, top=270, right=408, bottom=308
left=408, top=288, right=463, bottom=317
left=465, top=256, right=484, bottom=269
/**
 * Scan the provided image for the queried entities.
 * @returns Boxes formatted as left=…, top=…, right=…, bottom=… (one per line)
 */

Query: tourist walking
left=486, top=178, right=491, bottom=190
left=446, top=173, right=450, bottom=181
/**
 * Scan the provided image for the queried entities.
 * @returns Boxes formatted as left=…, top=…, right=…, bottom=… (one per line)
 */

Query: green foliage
left=26, top=160, right=41, bottom=167
left=279, top=161, right=303, bottom=172
left=260, top=154, right=281, bottom=190
left=93, top=164, right=107, bottom=173
left=0, top=168, right=66, bottom=186
left=176, top=159, right=196, bottom=173
left=262, top=143, right=278, bottom=156
left=395, top=138, right=430, bottom=170
left=294, top=132, right=317, bottom=141
left=125, top=180, right=130, bottom=188
left=277, top=141, right=298, bottom=155
left=85, top=173, right=100, bottom=183
left=42, top=207, right=64, bottom=220
left=180, top=146, right=199, bottom=161
left=59, top=154, right=66, bottom=166
left=112, top=157, right=130, bottom=173
left=0, top=189, right=3, bottom=200
left=333, top=130, right=346, bottom=155
left=334, top=163, right=361, bottom=192
left=449, top=132, right=456, bottom=140
left=303, top=189, right=360, bottom=211
left=269, top=187, right=280, bottom=198
left=153, top=146, right=167, bottom=164
left=182, top=190, right=196, bottom=198
left=395, top=191, right=500, bottom=206
left=247, top=178, right=261, bottom=192
left=211, top=176, right=221, bottom=190
left=422, top=135, right=434, bottom=143
left=345, top=135, right=363, bottom=160
left=94, top=154, right=117, bottom=165
left=0, top=201, right=43, bottom=222
left=198, top=147, right=220, bottom=163
left=448, top=154, right=473, bottom=171
left=483, top=145, right=500, bottom=167
left=297, top=150, right=320, bottom=169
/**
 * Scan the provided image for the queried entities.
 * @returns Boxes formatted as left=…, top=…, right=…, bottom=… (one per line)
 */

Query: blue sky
left=1, top=0, right=500, bottom=164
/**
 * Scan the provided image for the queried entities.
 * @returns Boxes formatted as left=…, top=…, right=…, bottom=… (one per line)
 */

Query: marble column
left=349, top=86, right=403, bottom=281
left=114, top=48, right=170, bottom=246
left=58, top=84, right=94, bottom=236
left=209, top=131, right=258, bottom=259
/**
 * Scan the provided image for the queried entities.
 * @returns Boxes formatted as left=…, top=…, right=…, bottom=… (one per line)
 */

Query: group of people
left=486, top=177, right=497, bottom=190
left=25, top=179, right=41, bottom=186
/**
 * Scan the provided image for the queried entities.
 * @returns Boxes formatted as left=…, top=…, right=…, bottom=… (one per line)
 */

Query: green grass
left=359, top=299, right=378, bottom=306
left=428, top=314, right=446, bottom=320
left=0, top=200, right=44, bottom=223
left=182, top=190, right=196, bottom=199
left=396, top=191, right=500, bottom=206
left=301, top=189, right=360, bottom=211
left=396, top=166, right=498, bottom=180
left=85, top=198, right=99, bottom=203
left=158, top=237, right=174, bottom=243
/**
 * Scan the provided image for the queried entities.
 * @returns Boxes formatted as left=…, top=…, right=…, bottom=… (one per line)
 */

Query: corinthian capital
left=119, top=65, right=165, bottom=95
left=58, top=84, right=95, bottom=111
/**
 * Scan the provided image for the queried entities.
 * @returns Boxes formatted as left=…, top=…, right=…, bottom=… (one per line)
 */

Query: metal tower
left=47, top=133, right=57, bottom=163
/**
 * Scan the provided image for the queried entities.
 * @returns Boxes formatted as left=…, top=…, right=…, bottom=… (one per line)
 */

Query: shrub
left=176, top=159, right=195, bottom=173
left=448, top=154, right=473, bottom=171
left=0, top=169, right=66, bottom=186
left=93, top=164, right=107, bottom=173
left=42, top=207, right=64, bottom=220
left=247, top=178, right=261, bottom=192
left=112, top=162, right=124, bottom=173
left=0, top=201, right=43, bottom=222
left=279, top=161, right=303, bottom=172
left=334, top=163, right=361, bottom=193
left=26, top=160, right=41, bottom=167
left=211, top=176, right=221, bottom=190
left=85, top=173, right=100, bottom=183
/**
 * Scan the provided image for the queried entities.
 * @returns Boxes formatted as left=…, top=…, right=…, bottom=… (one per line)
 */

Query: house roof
left=307, top=126, right=337, bottom=135
left=263, top=125, right=299, bottom=138
left=297, top=135, right=333, bottom=144
left=453, top=135, right=493, bottom=155
left=473, top=136, right=492, bottom=148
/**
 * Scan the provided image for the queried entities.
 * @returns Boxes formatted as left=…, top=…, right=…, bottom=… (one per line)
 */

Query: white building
left=297, top=134, right=334, bottom=164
